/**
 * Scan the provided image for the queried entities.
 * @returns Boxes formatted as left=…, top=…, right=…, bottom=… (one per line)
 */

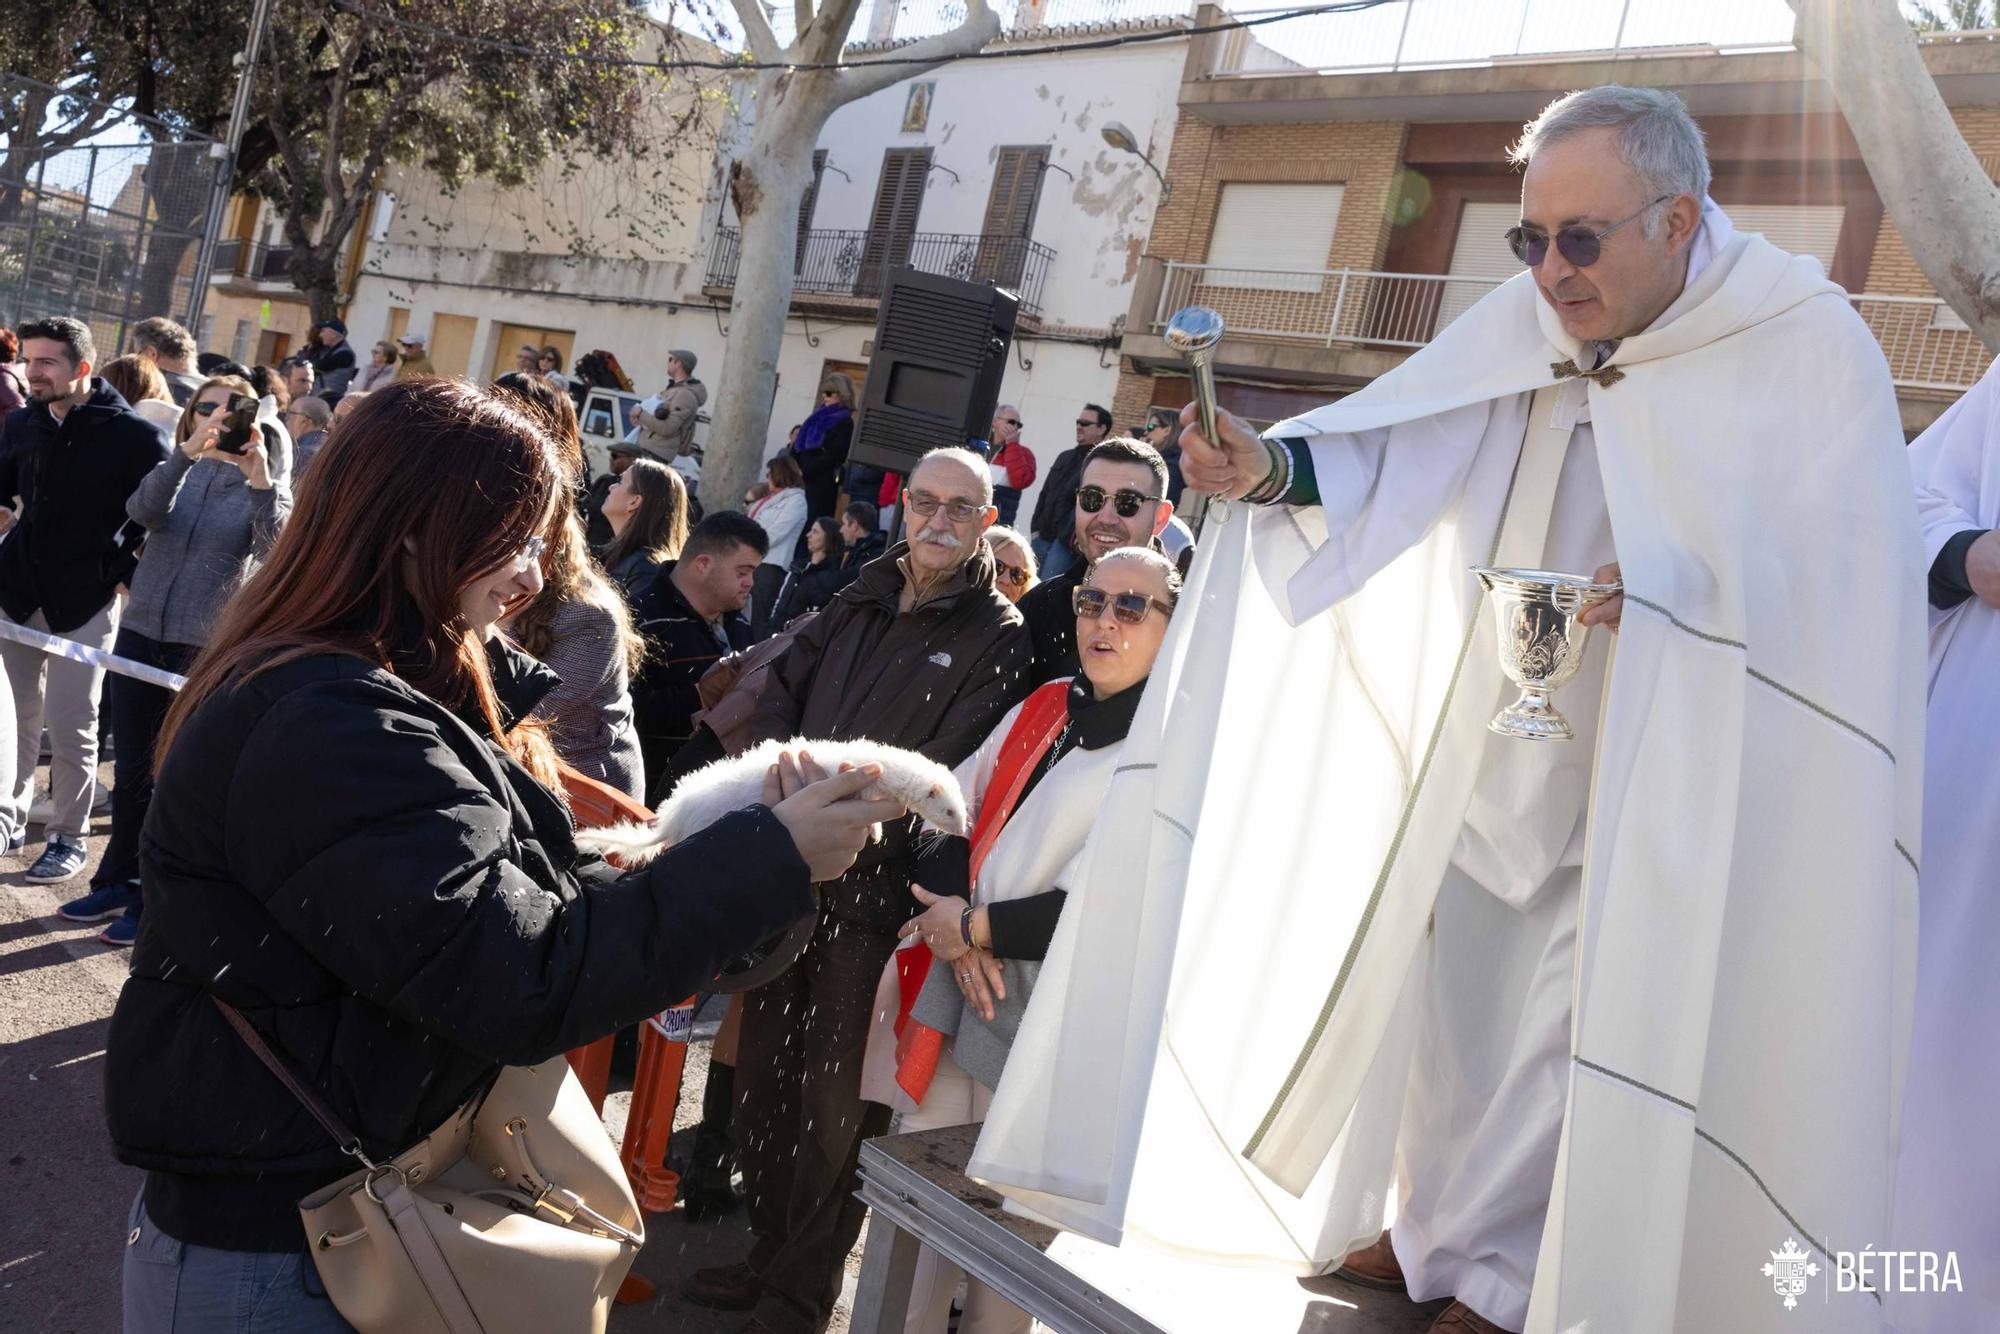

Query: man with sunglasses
left=1021, top=87, right=1920, bottom=1334
left=1017, top=436, right=1173, bottom=685
left=691, top=446, right=1029, bottom=1334
left=1028, top=401, right=1112, bottom=578
left=988, top=403, right=1038, bottom=528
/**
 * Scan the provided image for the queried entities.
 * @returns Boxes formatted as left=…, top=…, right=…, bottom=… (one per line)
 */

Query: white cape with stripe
left=969, top=233, right=1924, bottom=1332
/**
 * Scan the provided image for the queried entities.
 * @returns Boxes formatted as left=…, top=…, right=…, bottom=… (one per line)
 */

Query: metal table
left=849, top=1126, right=1446, bottom=1334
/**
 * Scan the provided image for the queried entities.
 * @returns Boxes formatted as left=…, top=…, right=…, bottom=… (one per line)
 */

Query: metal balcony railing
left=205, top=239, right=295, bottom=283
left=1151, top=260, right=1503, bottom=348
left=1149, top=262, right=1994, bottom=394
left=704, top=227, right=1055, bottom=318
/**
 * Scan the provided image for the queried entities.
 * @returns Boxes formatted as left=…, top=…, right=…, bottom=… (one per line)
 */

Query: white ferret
left=575, top=737, right=970, bottom=867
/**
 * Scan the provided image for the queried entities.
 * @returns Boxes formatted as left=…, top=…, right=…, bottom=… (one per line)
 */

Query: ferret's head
left=890, top=759, right=968, bottom=837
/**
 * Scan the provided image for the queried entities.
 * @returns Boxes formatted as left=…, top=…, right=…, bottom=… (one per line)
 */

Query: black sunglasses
left=1506, top=194, right=1672, bottom=269
left=191, top=394, right=254, bottom=418
left=1076, top=485, right=1159, bottom=518
left=994, top=559, right=1029, bottom=588
left=1000, top=416, right=1022, bottom=427
left=1073, top=586, right=1173, bottom=625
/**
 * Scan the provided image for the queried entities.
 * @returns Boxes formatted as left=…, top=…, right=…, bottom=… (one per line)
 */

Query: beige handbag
left=215, top=1000, right=644, bottom=1334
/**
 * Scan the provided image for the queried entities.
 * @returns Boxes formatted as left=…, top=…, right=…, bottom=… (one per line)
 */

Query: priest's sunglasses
left=1073, top=586, right=1174, bottom=625
left=1076, top=485, right=1161, bottom=518
left=1506, top=194, right=1673, bottom=268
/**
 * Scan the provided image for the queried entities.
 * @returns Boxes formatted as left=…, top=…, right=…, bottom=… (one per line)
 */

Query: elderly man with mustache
left=686, top=445, right=1032, bottom=1334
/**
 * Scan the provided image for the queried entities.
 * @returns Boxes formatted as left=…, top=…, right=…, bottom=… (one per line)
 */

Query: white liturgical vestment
left=1888, top=360, right=2000, bottom=1332
left=972, top=219, right=1926, bottom=1334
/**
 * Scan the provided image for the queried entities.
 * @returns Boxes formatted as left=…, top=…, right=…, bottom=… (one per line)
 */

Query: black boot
left=679, top=1057, right=739, bottom=1222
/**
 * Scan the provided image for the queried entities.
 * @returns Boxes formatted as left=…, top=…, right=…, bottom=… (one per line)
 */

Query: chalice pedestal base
left=1490, top=689, right=1573, bottom=741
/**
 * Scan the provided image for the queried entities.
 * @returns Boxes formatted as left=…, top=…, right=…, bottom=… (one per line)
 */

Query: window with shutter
left=859, top=148, right=930, bottom=296
left=1713, top=203, right=1844, bottom=277
left=1438, top=200, right=1520, bottom=329
left=796, top=150, right=828, bottom=274
left=975, top=146, right=1049, bottom=287
left=1202, top=183, right=1343, bottom=292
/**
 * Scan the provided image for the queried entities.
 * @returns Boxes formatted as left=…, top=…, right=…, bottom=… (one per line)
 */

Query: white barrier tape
left=0, top=616, right=188, bottom=691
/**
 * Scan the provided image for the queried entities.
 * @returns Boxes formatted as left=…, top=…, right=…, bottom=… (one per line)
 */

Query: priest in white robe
left=1889, top=361, right=2000, bottom=1332
left=968, top=86, right=1924, bottom=1334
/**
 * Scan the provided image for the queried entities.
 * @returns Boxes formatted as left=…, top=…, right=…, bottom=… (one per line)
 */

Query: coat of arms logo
left=1762, top=1237, right=1821, bottom=1310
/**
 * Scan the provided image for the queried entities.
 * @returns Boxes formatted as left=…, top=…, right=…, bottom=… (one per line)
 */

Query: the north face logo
left=928, top=651, right=952, bottom=668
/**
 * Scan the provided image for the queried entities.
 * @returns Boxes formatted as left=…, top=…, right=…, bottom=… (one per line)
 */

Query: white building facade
left=342, top=11, right=1186, bottom=523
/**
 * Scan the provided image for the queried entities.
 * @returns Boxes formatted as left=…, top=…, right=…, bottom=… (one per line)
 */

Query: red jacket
left=993, top=439, right=1036, bottom=490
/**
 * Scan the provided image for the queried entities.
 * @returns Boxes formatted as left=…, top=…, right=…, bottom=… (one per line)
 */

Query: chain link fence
left=1, top=72, right=225, bottom=355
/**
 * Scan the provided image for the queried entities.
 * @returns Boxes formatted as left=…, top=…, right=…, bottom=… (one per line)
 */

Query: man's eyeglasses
left=1075, top=418, right=1102, bottom=430
left=1076, top=485, right=1160, bottom=518
left=993, top=559, right=1029, bottom=589
left=1000, top=416, right=1022, bottom=428
left=904, top=490, right=986, bottom=523
left=508, top=535, right=547, bottom=575
left=1073, top=586, right=1173, bottom=625
left=1506, top=194, right=1673, bottom=269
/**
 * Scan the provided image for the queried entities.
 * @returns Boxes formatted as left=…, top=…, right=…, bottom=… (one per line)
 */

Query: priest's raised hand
left=1175, top=400, right=1269, bottom=499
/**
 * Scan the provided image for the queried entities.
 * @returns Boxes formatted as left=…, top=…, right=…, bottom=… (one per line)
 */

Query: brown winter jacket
left=750, top=538, right=1032, bottom=930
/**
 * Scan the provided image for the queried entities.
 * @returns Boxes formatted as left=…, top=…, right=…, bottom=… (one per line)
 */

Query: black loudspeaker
left=847, top=268, right=1018, bottom=476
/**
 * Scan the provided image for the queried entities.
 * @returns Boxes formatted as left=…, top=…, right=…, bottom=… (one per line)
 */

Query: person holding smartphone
left=55, top=375, right=291, bottom=946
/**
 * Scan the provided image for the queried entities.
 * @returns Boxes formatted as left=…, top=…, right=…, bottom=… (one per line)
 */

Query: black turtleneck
left=912, top=675, right=1144, bottom=962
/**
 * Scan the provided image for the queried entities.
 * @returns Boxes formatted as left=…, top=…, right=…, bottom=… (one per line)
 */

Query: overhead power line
left=328, top=0, right=1397, bottom=72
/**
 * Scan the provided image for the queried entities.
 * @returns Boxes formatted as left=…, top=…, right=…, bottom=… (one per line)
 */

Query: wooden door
left=487, top=322, right=576, bottom=381
left=975, top=146, right=1048, bottom=287
left=857, top=148, right=930, bottom=296
left=429, top=313, right=477, bottom=380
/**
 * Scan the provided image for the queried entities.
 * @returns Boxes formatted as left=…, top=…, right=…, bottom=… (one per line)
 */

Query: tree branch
left=1788, top=0, right=2000, bottom=345
left=836, top=0, right=1000, bottom=100
left=795, top=0, right=816, bottom=54
left=808, top=0, right=875, bottom=61
left=730, top=0, right=784, bottom=64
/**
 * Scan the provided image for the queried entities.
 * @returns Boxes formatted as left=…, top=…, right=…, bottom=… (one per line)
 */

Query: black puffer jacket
left=0, top=379, right=168, bottom=631
left=107, top=640, right=813, bottom=1251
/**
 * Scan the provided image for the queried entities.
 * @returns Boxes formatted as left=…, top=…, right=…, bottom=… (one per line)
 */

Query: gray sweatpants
left=0, top=600, right=118, bottom=841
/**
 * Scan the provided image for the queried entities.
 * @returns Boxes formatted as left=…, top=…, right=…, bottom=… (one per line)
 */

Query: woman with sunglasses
left=788, top=372, right=855, bottom=523
left=863, top=545, right=1179, bottom=1334
left=982, top=524, right=1038, bottom=605
left=55, top=376, right=292, bottom=948
left=108, top=378, right=901, bottom=1332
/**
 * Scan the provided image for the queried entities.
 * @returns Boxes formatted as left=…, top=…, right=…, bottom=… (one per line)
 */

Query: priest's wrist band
left=1243, top=437, right=1292, bottom=504
left=960, top=906, right=977, bottom=949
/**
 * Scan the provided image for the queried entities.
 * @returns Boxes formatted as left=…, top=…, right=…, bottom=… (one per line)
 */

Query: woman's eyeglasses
left=1506, top=194, right=1672, bottom=269
left=1073, top=586, right=1173, bottom=625
left=904, top=490, right=986, bottom=523
left=1076, top=485, right=1159, bottom=518
left=508, top=535, right=547, bottom=575
left=191, top=396, right=249, bottom=418
left=993, top=560, right=1029, bottom=589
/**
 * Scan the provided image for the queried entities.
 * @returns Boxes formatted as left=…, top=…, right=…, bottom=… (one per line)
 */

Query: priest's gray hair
left=912, top=445, right=995, bottom=505
left=1508, top=86, right=1711, bottom=238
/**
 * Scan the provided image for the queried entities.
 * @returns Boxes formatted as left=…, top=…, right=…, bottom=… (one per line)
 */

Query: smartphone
left=215, top=396, right=258, bottom=455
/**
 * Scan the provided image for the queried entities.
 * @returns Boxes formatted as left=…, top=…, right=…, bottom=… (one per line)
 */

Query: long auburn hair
left=491, top=374, right=644, bottom=677
left=599, top=457, right=689, bottom=574
left=157, top=378, right=567, bottom=784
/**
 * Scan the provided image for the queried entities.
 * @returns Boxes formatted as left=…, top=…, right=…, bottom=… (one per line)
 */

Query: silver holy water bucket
left=1469, top=565, right=1622, bottom=740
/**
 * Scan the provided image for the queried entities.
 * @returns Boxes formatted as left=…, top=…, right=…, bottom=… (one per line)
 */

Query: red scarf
left=892, top=680, right=1071, bottom=1103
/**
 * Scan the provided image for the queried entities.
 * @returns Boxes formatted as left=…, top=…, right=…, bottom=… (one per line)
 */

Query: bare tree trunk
left=703, top=0, right=1001, bottom=514
left=704, top=76, right=832, bottom=512
left=1789, top=0, right=2000, bottom=346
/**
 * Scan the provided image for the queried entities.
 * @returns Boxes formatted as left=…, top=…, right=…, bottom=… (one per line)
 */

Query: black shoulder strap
left=210, top=996, right=374, bottom=1166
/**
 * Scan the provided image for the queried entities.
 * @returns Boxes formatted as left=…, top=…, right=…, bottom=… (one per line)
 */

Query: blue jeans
left=123, top=1191, right=354, bottom=1333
